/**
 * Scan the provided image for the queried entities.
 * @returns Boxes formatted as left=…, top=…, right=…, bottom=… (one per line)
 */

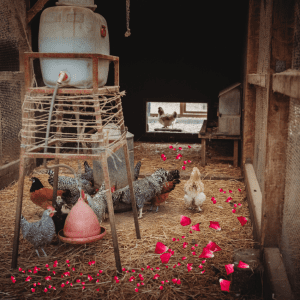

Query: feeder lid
left=56, top=0, right=97, bottom=10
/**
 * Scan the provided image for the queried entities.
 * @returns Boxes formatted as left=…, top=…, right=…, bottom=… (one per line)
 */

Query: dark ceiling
left=30, top=0, right=249, bottom=139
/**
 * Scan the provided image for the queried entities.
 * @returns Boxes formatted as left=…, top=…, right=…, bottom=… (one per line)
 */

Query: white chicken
left=158, top=107, right=177, bottom=128
left=184, top=167, right=206, bottom=211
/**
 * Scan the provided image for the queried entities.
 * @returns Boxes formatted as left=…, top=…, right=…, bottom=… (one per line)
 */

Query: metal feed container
left=92, top=126, right=134, bottom=190
left=38, top=0, right=109, bottom=88
left=217, top=83, right=241, bottom=135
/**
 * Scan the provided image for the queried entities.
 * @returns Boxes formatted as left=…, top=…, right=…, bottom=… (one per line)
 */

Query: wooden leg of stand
left=201, top=138, right=206, bottom=166
left=123, top=142, right=141, bottom=239
left=100, top=155, right=122, bottom=273
left=233, top=140, right=238, bottom=167
left=11, top=150, right=26, bottom=269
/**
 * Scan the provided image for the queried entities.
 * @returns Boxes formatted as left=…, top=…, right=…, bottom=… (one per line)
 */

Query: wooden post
left=261, top=0, right=293, bottom=248
left=233, top=140, right=238, bottom=167
left=114, top=60, right=119, bottom=87
left=92, top=57, right=98, bottom=94
left=11, top=149, right=26, bottom=269
left=123, top=142, right=141, bottom=239
left=201, top=138, right=206, bottom=166
left=100, top=154, right=122, bottom=273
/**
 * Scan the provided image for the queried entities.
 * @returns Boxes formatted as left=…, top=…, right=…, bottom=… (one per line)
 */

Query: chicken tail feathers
left=134, top=161, right=142, bottom=181
left=84, top=161, right=92, bottom=173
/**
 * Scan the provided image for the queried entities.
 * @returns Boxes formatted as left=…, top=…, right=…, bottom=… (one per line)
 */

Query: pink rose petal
left=225, top=264, right=234, bottom=275
left=159, top=285, right=163, bottom=290
left=238, top=188, right=242, bottom=192
left=223, top=191, right=226, bottom=194
left=191, top=223, right=200, bottom=231
left=199, top=247, right=214, bottom=258
left=115, top=280, right=120, bottom=283
left=169, top=145, right=173, bottom=149
left=184, top=161, right=187, bottom=164
left=192, top=251, right=196, bottom=255
left=209, top=221, right=221, bottom=231
left=232, top=209, right=236, bottom=213
left=201, top=270, right=206, bottom=274
left=31, top=288, right=35, bottom=292
left=44, top=288, right=48, bottom=292
left=179, top=147, right=182, bottom=150
left=219, top=279, right=231, bottom=292
left=172, top=278, right=177, bottom=284
left=238, top=203, right=242, bottom=206
left=213, top=200, right=217, bottom=204
left=135, top=288, right=139, bottom=292
left=202, top=260, right=206, bottom=264
left=137, top=283, right=140, bottom=287
left=173, top=148, right=176, bottom=151
left=150, top=268, right=153, bottom=271
left=141, top=282, right=145, bottom=286
left=182, top=256, right=187, bottom=260
left=155, top=241, right=168, bottom=254
left=160, top=252, right=172, bottom=264
left=182, top=166, right=186, bottom=170
left=205, top=241, right=222, bottom=252
left=177, top=279, right=181, bottom=285
left=237, top=261, right=249, bottom=268
left=163, top=156, right=167, bottom=161
left=237, top=216, right=248, bottom=226
left=172, top=238, right=176, bottom=241
left=66, top=260, right=69, bottom=263
left=177, top=262, right=181, bottom=266
left=198, top=264, right=203, bottom=269
left=180, top=215, right=191, bottom=226
left=188, top=160, right=191, bottom=163
left=188, top=145, right=191, bottom=148
left=234, top=204, right=237, bottom=208
left=219, top=188, right=223, bottom=192
left=229, top=190, right=233, bottom=193
left=122, top=268, right=126, bottom=271
left=195, top=244, right=199, bottom=247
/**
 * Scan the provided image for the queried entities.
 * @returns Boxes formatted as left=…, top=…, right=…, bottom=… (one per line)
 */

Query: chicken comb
left=81, top=189, right=85, bottom=199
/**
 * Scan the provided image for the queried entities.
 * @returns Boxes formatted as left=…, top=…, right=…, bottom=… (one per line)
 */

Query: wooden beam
left=242, top=0, right=260, bottom=168
left=201, top=138, right=206, bottom=166
left=272, top=69, right=300, bottom=98
left=248, top=73, right=267, bottom=87
left=26, top=0, right=50, bottom=24
left=199, top=120, right=207, bottom=136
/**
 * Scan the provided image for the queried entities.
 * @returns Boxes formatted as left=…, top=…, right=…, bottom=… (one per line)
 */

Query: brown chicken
left=158, top=107, right=177, bottom=128
left=30, top=177, right=68, bottom=210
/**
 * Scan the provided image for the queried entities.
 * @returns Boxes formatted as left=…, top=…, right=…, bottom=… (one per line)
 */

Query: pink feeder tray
left=58, top=190, right=106, bottom=244
left=58, top=227, right=106, bottom=244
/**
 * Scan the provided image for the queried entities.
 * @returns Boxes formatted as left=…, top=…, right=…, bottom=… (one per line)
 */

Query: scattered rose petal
left=191, top=223, right=200, bottom=231
left=114, top=276, right=118, bottom=280
left=132, top=269, right=136, bottom=272
left=44, top=288, right=48, bottom=292
left=22, top=270, right=25, bottom=273
left=238, top=203, right=242, bottom=206
left=237, top=216, right=248, bottom=226
left=176, top=239, right=179, bottom=241
left=54, top=260, right=58, bottom=265
left=182, top=236, right=186, bottom=239
left=195, top=244, right=199, bottom=247
left=199, top=248, right=214, bottom=258
left=206, top=241, right=222, bottom=252
left=173, top=264, right=176, bottom=268
left=172, top=238, right=176, bottom=241
left=18, top=267, right=22, bottom=272
left=156, top=267, right=160, bottom=270
left=61, top=283, right=65, bottom=288
left=179, top=147, right=182, bottom=150
left=188, top=160, right=191, bottom=163
left=82, top=282, right=86, bottom=285
left=188, top=145, right=191, bottom=148
left=202, top=260, right=206, bottom=264
left=232, top=209, right=236, bottom=213
left=192, top=251, right=196, bottom=255
left=177, top=279, right=181, bottom=285
left=182, top=256, right=187, bottom=260
left=219, top=279, right=231, bottom=292
left=47, top=268, right=50, bottom=271
left=38, top=282, right=41, bottom=285
left=67, top=264, right=70, bottom=267
left=159, top=285, right=163, bottom=290
left=66, top=260, right=69, bottom=263
left=153, top=274, right=160, bottom=280
left=177, top=262, right=181, bottom=266
left=234, top=203, right=237, bottom=208
left=96, top=279, right=99, bottom=283
left=135, top=288, right=139, bottom=292
left=31, top=288, right=35, bottom=292
left=209, top=221, right=221, bottom=231
left=237, top=261, right=249, bottom=268
left=180, top=215, right=192, bottom=226
left=146, top=265, right=150, bottom=269
left=184, top=161, right=187, bottom=164
left=238, top=188, right=242, bottom=192
left=191, top=246, right=195, bottom=250
left=25, top=276, right=32, bottom=282
left=80, top=272, right=83, bottom=276
left=169, top=145, right=173, bottom=149
left=225, top=264, right=234, bottom=275
left=49, top=284, right=52, bottom=288
left=82, top=287, right=85, bottom=290
left=45, top=264, right=49, bottom=268
left=223, top=191, right=226, bottom=194
left=28, top=269, right=32, bottom=273
left=116, top=280, right=120, bottom=283
left=141, top=282, right=145, bottom=286
left=201, top=270, right=206, bottom=274
left=213, top=200, right=217, bottom=204
left=33, top=283, right=36, bottom=287
left=66, top=281, right=69, bottom=285
left=11, top=276, right=16, bottom=283
left=219, top=188, right=223, bottom=192
left=172, top=278, right=177, bottom=284
left=198, top=264, right=203, bottom=269
left=166, top=280, right=169, bottom=283
left=72, top=268, right=75, bottom=271
left=182, top=166, right=186, bottom=170
left=96, top=288, right=100, bottom=291
left=137, top=283, right=140, bottom=287
left=165, top=265, right=169, bottom=269
left=150, top=268, right=153, bottom=271
left=226, top=197, right=232, bottom=202
left=171, top=251, right=175, bottom=255
left=76, top=279, right=81, bottom=283
left=155, top=242, right=168, bottom=254
left=162, top=156, right=167, bottom=161
left=211, top=197, right=215, bottom=201
left=99, top=270, right=103, bottom=274
left=122, top=268, right=126, bottom=271
left=187, top=266, right=193, bottom=272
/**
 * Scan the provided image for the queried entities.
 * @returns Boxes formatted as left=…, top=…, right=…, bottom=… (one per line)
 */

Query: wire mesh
left=21, top=92, right=126, bottom=155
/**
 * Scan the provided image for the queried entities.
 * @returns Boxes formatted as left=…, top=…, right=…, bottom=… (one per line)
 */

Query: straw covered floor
left=0, top=141, right=262, bottom=299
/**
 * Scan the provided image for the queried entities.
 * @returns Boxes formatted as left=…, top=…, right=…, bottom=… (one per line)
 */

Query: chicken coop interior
left=0, top=0, right=300, bottom=299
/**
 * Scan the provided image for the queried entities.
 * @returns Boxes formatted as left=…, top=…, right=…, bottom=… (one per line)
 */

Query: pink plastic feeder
left=58, top=190, right=106, bottom=244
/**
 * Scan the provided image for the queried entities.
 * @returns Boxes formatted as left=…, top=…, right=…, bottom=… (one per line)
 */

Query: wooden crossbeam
left=26, top=0, right=50, bottom=24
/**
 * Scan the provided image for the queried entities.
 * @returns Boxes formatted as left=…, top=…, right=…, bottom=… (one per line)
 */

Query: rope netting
left=21, top=91, right=127, bottom=157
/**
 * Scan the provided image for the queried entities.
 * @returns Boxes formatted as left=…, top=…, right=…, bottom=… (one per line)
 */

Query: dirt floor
left=0, top=141, right=263, bottom=299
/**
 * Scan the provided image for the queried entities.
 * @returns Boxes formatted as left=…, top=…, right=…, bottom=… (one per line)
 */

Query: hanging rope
left=125, top=0, right=131, bottom=37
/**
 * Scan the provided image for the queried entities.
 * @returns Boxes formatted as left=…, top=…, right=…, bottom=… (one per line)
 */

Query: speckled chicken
left=79, top=161, right=94, bottom=184
left=85, top=161, right=142, bottom=223
left=47, top=169, right=95, bottom=205
left=52, top=196, right=72, bottom=234
left=116, top=168, right=180, bottom=218
left=184, top=167, right=206, bottom=211
left=20, top=207, right=57, bottom=257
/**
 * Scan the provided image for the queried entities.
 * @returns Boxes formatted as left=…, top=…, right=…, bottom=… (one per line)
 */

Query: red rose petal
left=180, top=215, right=191, bottom=226
left=209, top=221, right=221, bottom=231
left=169, top=145, right=173, bottom=149
left=188, top=145, right=191, bottom=148
left=205, top=241, right=222, bottom=252
left=237, top=216, right=248, bottom=226
left=182, top=166, right=186, bottom=170
left=191, top=223, right=200, bottom=231
left=199, top=247, right=214, bottom=258
left=232, top=209, right=236, bottom=213
left=155, top=241, right=168, bottom=254
left=219, top=279, right=231, bottom=292
left=237, top=261, right=249, bottom=268
left=225, top=264, right=234, bottom=275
